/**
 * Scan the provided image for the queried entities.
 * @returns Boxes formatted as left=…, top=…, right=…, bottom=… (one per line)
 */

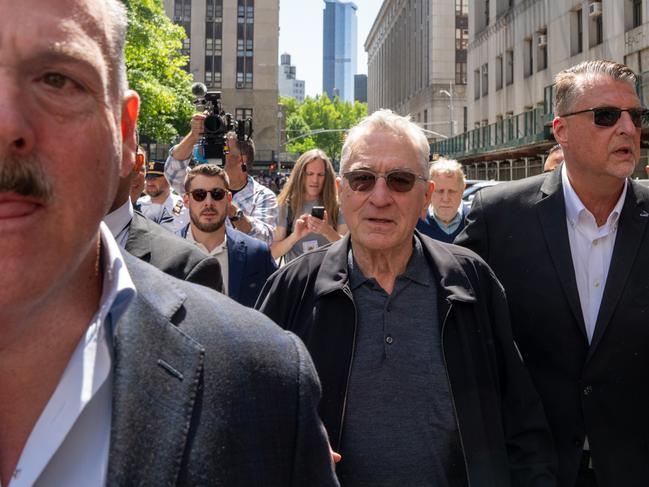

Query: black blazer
left=125, top=211, right=223, bottom=293
left=456, top=167, right=649, bottom=487
left=107, top=254, right=339, bottom=486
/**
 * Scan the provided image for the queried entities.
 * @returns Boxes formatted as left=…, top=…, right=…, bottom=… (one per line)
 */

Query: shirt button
left=594, top=281, right=600, bottom=288
left=583, top=385, right=593, bottom=396
left=385, top=335, right=393, bottom=345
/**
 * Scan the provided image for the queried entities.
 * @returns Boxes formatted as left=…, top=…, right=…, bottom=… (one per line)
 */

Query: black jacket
left=456, top=169, right=649, bottom=487
left=257, top=233, right=557, bottom=487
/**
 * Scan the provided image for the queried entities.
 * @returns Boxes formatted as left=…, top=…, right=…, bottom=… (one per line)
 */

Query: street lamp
left=439, top=83, right=454, bottom=137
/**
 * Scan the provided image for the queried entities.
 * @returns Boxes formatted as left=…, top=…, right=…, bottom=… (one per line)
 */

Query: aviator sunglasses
left=559, top=106, right=649, bottom=128
left=189, top=188, right=227, bottom=202
left=343, top=169, right=427, bottom=193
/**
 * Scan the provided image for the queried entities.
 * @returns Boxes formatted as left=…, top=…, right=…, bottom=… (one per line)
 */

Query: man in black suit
left=0, top=0, right=338, bottom=485
left=105, top=145, right=223, bottom=293
left=456, top=59, right=649, bottom=487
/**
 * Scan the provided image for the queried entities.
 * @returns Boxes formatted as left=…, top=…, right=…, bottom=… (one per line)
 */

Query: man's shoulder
left=250, top=177, right=277, bottom=198
left=227, top=226, right=271, bottom=253
left=132, top=212, right=208, bottom=264
left=123, top=253, right=293, bottom=357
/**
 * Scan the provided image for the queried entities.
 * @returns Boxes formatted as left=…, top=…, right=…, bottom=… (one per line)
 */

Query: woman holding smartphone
left=271, top=148, right=347, bottom=262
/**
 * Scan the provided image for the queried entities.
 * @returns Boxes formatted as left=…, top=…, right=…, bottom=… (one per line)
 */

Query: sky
left=279, top=0, right=385, bottom=98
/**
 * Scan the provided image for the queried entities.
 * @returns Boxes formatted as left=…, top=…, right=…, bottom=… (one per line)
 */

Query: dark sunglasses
left=342, top=169, right=427, bottom=193
left=189, top=188, right=227, bottom=202
left=559, top=106, right=649, bottom=128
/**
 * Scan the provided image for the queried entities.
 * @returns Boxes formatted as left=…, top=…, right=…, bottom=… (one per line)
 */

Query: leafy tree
left=123, top=0, right=194, bottom=143
left=281, top=94, right=367, bottom=162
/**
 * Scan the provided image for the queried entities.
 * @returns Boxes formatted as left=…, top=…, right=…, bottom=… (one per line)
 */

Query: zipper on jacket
left=337, top=284, right=358, bottom=450
left=440, top=300, right=472, bottom=486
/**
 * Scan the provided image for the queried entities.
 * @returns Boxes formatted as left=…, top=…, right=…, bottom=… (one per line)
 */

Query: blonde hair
left=429, top=158, right=465, bottom=186
left=277, top=149, right=339, bottom=226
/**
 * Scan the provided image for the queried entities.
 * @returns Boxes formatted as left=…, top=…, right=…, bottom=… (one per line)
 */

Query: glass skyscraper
left=322, top=0, right=357, bottom=102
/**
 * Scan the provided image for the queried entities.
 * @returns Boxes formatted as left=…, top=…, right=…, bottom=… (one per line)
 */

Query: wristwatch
left=229, top=209, right=244, bottom=222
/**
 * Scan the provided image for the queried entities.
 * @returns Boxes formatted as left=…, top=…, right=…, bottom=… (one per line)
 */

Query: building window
left=524, top=38, right=533, bottom=78
left=235, top=108, right=253, bottom=119
left=506, top=49, right=514, bottom=86
left=633, top=0, right=642, bottom=27
left=174, top=0, right=191, bottom=19
left=590, top=11, right=603, bottom=47
left=496, top=55, right=503, bottom=90
left=481, top=63, right=489, bottom=96
left=456, top=0, right=468, bottom=15
left=572, top=9, right=583, bottom=55
left=236, top=0, right=254, bottom=88
left=456, top=62, right=467, bottom=85
left=205, top=4, right=223, bottom=88
left=536, top=31, right=547, bottom=72
left=485, top=0, right=490, bottom=25
left=474, top=69, right=481, bottom=100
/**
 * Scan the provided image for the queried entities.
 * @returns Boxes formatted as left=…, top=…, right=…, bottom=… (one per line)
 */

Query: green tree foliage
left=123, top=0, right=194, bottom=143
left=281, top=94, right=367, bottom=162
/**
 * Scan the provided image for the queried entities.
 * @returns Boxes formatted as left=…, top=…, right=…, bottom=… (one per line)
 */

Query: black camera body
left=192, top=83, right=253, bottom=165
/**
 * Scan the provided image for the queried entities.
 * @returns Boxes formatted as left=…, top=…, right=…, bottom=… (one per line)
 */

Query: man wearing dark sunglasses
left=457, top=60, right=649, bottom=487
left=178, top=164, right=276, bottom=307
left=258, top=109, right=556, bottom=486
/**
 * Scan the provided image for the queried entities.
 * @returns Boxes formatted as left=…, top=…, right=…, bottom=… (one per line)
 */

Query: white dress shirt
left=7, top=224, right=136, bottom=487
left=186, top=227, right=229, bottom=295
left=561, top=166, right=627, bottom=343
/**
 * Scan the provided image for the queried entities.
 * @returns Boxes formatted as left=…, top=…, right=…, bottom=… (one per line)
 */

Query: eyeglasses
left=559, top=106, right=649, bottom=128
left=189, top=188, right=227, bottom=202
left=342, top=169, right=427, bottom=193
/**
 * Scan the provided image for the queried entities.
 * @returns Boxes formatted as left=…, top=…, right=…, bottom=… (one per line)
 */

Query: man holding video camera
left=165, top=113, right=278, bottom=245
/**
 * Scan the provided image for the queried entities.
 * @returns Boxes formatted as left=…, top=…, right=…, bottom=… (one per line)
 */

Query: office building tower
left=323, top=0, right=358, bottom=102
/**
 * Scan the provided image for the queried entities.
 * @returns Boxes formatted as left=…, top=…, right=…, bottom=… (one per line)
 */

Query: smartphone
left=311, top=206, right=325, bottom=219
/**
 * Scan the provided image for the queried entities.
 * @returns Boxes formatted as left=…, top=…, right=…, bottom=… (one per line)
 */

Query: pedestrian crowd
left=2, top=1, right=649, bottom=486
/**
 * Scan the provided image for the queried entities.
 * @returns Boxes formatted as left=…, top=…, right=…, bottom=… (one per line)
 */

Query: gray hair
left=339, top=109, right=430, bottom=175
left=429, top=158, right=465, bottom=186
left=554, top=60, right=638, bottom=116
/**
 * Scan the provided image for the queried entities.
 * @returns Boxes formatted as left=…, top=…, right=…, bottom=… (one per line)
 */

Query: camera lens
left=204, top=115, right=224, bottom=134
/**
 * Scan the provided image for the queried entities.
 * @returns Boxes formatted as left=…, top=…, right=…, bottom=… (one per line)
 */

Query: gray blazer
left=126, top=211, right=223, bottom=293
left=106, top=254, right=339, bottom=486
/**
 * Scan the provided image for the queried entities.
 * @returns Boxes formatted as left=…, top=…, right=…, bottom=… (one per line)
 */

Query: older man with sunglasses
left=456, top=60, right=649, bottom=487
left=178, top=164, right=276, bottom=307
left=257, top=109, right=556, bottom=486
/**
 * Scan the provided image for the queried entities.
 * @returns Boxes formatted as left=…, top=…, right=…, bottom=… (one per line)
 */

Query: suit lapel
left=124, top=212, right=152, bottom=260
left=588, top=182, right=649, bottom=359
left=536, top=171, right=588, bottom=339
left=106, top=256, right=204, bottom=485
left=226, top=228, right=246, bottom=300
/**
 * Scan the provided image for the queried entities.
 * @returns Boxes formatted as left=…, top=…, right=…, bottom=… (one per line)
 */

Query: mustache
left=0, top=155, right=53, bottom=202
left=200, top=206, right=219, bottom=214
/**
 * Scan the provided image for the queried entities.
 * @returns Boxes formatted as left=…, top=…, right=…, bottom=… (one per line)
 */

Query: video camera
left=191, top=82, right=253, bottom=165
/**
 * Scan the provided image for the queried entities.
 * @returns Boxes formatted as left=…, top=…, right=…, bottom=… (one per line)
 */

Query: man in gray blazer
left=0, top=1, right=338, bottom=485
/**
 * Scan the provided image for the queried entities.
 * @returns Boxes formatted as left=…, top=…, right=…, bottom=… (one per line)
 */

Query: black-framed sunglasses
left=559, top=106, right=649, bottom=128
left=342, top=169, right=427, bottom=193
left=189, top=188, right=227, bottom=202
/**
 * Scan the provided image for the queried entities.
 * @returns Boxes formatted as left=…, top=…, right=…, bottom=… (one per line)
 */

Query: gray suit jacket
left=126, top=211, right=223, bottom=293
left=106, top=254, right=339, bottom=486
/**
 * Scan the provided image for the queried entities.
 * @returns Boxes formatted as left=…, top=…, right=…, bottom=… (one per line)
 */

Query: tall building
left=365, top=0, right=468, bottom=140
left=278, top=53, right=306, bottom=102
left=431, top=0, right=649, bottom=180
left=323, top=0, right=358, bottom=102
left=354, top=74, right=367, bottom=103
left=162, top=0, right=279, bottom=164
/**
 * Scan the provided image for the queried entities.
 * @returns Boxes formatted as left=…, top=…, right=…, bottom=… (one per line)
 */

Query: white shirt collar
left=103, top=199, right=134, bottom=248
left=186, top=226, right=227, bottom=256
left=561, top=164, right=627, bottom=230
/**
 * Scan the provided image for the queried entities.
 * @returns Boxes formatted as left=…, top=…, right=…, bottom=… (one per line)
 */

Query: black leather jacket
left=257, top=232, right=557, bottom=487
